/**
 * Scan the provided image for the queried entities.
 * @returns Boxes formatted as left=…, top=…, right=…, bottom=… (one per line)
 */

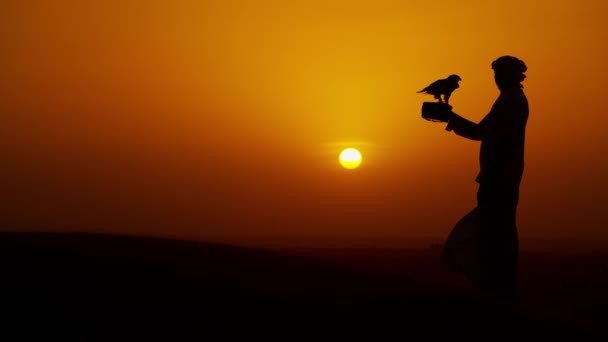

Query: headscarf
left=492, top=56, right=527, bottom=84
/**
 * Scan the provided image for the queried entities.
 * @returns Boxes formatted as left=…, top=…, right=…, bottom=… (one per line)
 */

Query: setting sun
left=339, top=148, right=362, bottom=170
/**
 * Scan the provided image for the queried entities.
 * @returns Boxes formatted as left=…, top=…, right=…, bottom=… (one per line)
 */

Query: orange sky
left=2, top=0, right=608, bottom=246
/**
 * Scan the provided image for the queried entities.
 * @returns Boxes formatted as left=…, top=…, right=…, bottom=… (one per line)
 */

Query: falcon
left=417, top=74, right=461, bottom=104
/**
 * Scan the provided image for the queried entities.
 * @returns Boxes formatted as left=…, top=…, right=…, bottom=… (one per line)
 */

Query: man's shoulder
left=501, top=87, right=527, bottom=100
left=499, top=87, right=528, bottom=110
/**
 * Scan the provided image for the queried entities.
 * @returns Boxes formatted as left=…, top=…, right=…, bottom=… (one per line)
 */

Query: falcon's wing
left=417, top=79, right=442, bottom=93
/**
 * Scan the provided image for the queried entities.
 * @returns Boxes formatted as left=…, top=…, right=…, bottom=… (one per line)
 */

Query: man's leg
left=477, top=186, right=519, bottom=299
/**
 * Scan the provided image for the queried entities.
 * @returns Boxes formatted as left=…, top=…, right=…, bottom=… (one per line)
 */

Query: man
left=441, top=56, right=529, bottom=299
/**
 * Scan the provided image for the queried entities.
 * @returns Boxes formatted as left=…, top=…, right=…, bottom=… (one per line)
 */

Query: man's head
left=492, top=56, right=527, bottom=90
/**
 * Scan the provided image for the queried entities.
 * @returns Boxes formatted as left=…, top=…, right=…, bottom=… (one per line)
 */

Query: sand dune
left=1, top=232, right=605, bottom=339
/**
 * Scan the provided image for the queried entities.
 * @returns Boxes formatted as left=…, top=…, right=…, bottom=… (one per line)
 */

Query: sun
left=339, top=148, right=362, bottom=170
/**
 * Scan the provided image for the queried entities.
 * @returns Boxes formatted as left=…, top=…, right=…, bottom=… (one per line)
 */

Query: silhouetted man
left=441, top=56, right=529, bottom=300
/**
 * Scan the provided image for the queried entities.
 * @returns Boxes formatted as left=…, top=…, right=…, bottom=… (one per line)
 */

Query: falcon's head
left=447, top=74, right=461, bottom=88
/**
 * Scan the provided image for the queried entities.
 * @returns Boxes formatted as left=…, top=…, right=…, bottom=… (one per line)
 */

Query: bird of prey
left=416, top=74, right=461, bottom=104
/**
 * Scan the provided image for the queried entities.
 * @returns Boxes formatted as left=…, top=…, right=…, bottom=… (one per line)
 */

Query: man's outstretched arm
left=446, top=113, right=484, bottom=141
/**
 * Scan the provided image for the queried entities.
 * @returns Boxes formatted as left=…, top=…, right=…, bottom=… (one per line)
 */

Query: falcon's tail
left=416, top=89, right=427, bottom=93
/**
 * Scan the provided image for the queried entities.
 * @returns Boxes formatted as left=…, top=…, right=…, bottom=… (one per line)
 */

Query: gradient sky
left=2, top=0, right=607, bottom=247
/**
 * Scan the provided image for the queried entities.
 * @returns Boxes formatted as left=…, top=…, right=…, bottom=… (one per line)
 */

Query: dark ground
left=1, top=232, right=606, bottom=339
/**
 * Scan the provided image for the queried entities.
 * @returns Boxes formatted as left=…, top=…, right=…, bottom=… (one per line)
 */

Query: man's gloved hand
left=422, top=102, right=453, bottom=122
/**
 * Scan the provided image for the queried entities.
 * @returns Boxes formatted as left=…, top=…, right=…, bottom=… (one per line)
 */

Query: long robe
left=441, top=86, right=529, bottom=296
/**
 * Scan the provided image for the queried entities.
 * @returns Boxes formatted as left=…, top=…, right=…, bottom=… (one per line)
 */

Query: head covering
left=492, top=56, right=527, bottom=84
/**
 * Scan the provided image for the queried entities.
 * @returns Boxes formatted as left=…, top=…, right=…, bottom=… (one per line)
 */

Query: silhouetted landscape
left=4, top=0, right=608, bottom=340
left=2, top=232, right=606, bottom=339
